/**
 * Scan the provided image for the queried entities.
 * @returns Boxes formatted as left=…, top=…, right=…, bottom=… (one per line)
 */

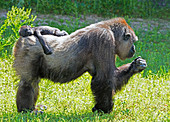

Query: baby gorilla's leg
left=54, top=30, right=68, bottom=36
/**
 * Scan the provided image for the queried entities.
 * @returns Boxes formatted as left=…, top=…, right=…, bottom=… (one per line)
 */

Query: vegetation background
left=0, top=0, right=169, bottom=19
left=0, top=0, right=169, bottom=121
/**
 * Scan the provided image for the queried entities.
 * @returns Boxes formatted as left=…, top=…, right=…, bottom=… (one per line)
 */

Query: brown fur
left=13, top=17, right=146, bottom=113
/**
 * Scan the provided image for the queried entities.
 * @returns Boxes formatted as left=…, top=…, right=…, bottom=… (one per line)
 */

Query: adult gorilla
left=13, top=17, right=147, bottom=113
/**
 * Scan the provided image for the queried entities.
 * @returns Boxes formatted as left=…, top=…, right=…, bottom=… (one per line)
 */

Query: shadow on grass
left=1, top=111, right=116, bottom=121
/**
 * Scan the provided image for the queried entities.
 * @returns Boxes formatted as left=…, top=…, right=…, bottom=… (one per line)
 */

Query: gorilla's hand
left=130, top=56, right=147, bottom=73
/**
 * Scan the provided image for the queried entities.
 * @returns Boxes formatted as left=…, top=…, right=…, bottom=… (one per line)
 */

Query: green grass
left=0, top=15, right=170, bottom=121
left=0, top=0, right=169, bottom=19
left=0, top=58, right=169, bottom=121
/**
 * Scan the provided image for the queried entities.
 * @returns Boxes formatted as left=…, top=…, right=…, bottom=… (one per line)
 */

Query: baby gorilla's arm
left=34, top=30, right=52, bottom=55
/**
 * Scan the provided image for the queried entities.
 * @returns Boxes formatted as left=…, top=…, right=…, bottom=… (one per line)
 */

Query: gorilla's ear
left=124, top=33, right=131, bottom=41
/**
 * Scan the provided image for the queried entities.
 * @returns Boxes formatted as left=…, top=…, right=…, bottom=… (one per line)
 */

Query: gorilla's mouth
left=127, top=45, right=135, bottom=58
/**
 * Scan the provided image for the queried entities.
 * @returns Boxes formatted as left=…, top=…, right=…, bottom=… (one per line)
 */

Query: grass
left=0, top=57, right=169, bottom=121
left=0, top=0, right=169, bottom=19
left=0, top=15, right=170, bottom=121
left=0, top=58, right=169, bottom=121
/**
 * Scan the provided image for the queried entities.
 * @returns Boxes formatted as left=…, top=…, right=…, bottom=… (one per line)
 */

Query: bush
left=0, top=6, right=36, bottom=55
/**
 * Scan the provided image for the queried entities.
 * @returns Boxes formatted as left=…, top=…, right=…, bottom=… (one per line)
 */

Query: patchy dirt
left=0, top=10, right=8, bottom=18
left=0, top=10, right=169, bottom=34
left=36, top=14, right=107, bottom=27
left=37, top=13, right=170, bottom=35
left=130, top=18, right=170, bottom=34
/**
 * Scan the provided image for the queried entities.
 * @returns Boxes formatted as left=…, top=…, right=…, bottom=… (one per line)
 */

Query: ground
left=0, top=9, right=169, bottom=121
left=0, top=9, right=169, bottom=34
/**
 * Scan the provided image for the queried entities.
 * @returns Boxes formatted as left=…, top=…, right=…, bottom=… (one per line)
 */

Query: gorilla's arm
left=91, top=57, right=147, bottom=113
left=115, top=57, right=147, bottom=91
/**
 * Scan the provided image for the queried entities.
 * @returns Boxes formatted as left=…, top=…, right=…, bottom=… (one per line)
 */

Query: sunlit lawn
left=0, top=13, right=169, bottom=121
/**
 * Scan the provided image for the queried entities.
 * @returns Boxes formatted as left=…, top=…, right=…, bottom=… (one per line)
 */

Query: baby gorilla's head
left=19, top=25, right=34, bottom=37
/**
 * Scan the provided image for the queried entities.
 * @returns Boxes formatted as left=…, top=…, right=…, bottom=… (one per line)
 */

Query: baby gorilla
left=19, top=25, right=68, bottom=55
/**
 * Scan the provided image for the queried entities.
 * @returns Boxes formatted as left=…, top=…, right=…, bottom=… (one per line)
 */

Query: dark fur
left=13, top=17, right=146, bottom=113
left=19, top=25, right=68, bottom=37
left=19, top=25, right=68, bottom=55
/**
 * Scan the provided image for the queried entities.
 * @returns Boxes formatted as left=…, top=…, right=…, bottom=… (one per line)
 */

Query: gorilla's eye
left=124, top=33, right=131, bottom=41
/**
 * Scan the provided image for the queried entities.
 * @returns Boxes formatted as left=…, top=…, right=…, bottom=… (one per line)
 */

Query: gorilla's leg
left=16, top=79, right=39, bottom=112
left=91, top=75, right=114, bottom=113
left=33, top=81, right=39, bottom=109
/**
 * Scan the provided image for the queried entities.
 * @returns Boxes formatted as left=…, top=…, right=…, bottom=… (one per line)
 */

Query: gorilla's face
left=127, top=44, right=136, bottom=58
left=115, top=28, right=138, bottom=60
left=19, top=25, right=34, bottom=37
left=24, top=26, right=34, bottom=37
